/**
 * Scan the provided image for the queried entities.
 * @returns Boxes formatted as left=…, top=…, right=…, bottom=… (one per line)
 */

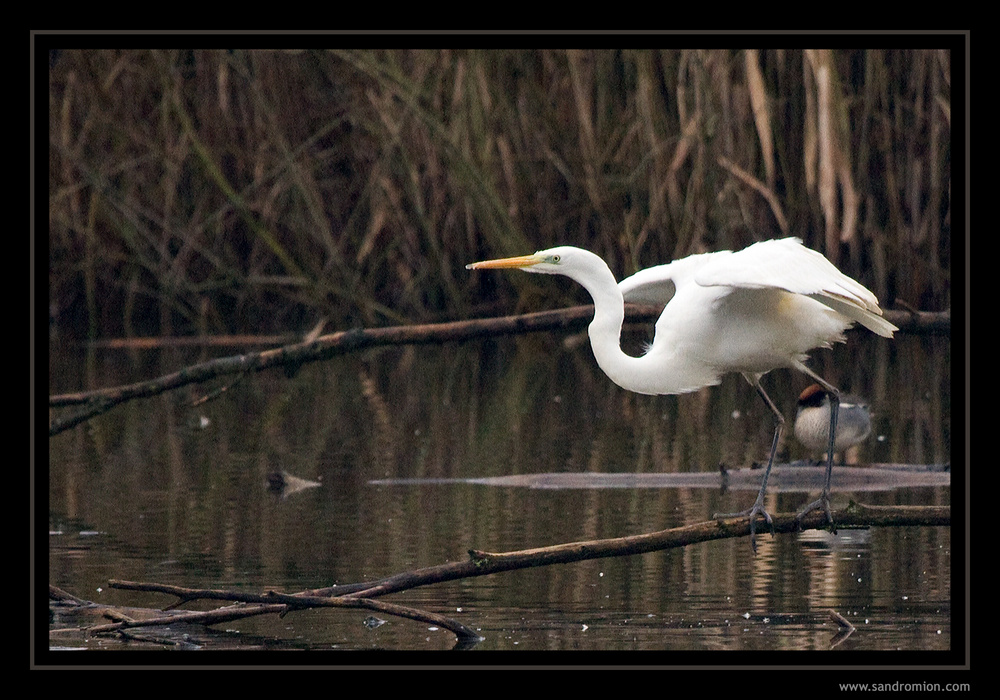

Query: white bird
left=467, top=237, right=896, bottom=550
left=794, top=383, right=872, bottom=459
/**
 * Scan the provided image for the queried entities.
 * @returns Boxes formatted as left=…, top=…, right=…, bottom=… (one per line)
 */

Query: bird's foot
left=795, top=495, right=837, bottom=535
left=714, top=501, right=774, bottom=553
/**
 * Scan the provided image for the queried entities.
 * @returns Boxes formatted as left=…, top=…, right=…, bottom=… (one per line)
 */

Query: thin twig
left=828, top=608, right=856, bottom=631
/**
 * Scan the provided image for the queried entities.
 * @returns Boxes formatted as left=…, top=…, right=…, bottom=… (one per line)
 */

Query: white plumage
left=468, top=237, right=896, bottom=550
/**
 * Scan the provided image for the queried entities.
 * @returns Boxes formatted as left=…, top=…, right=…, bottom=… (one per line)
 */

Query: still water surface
left=47, top=327, right=953, bottom=657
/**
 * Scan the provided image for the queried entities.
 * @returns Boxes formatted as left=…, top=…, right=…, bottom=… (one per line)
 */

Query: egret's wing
left=618, top=268, right=677, bottom=306
left=619, top=249, right=729, bottom=306
left=693, top=239, right=863, bottom=300
left=694, top=238, right=897, bottom=337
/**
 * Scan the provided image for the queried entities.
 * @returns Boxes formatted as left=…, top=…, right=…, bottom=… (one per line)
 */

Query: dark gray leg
left=795, top=372, right=840, bottom=532
left=714, top=376, right=783, bottom=553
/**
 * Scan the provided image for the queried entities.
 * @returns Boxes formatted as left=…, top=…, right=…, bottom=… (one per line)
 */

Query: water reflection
left=47, top=329, right=952, bottom=652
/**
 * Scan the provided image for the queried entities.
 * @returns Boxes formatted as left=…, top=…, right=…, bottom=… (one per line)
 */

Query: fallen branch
left=54, top=503, right=947, bottom=648
left=88, top=584, right=482, bottom=643
left=48, top=305, right=949, bottom=436
left=47, top=304, right=653, bottom=435
left=316, top=503, right=949, bottom=599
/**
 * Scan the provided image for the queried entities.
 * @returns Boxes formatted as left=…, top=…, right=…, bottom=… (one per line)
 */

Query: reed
left=48, top=48, right=953, bottom=340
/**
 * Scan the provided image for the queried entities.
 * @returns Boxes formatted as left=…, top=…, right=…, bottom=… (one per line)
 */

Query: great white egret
left=467, top=237, right=896, bottom=550
left=794, top=384, right=872, bottom=458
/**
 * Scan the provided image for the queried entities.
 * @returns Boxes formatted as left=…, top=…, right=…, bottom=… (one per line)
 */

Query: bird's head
left=466, top=246, right=598, bottom=277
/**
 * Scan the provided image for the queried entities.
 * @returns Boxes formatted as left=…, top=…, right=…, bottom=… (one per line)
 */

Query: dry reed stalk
left=47, top=48, right=952, bottom=341
left=744, top=49, right=775, bottom=189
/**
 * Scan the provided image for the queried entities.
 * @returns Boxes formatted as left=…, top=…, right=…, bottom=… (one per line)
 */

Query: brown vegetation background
left=48, top=48, right=952, bottom=341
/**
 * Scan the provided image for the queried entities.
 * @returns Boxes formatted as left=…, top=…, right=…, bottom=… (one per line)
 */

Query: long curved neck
left=565, top=260, right=660, bottom=396
left=569, top=254, right=716, bottom=396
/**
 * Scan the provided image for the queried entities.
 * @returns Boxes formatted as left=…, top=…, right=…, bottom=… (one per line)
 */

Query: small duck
left=794, top=384, right=872, bottom=460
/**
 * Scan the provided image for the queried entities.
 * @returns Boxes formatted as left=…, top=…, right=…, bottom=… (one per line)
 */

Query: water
left=44, top=329, right=955, bottom=659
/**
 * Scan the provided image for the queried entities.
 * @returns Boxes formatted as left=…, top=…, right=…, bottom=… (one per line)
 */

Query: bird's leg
left=714, top=378, right=782, bottom=553
left=795, top=373, right=840, bottom=533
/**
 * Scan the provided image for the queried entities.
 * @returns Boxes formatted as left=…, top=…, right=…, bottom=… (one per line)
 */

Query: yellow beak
left=466, top=254, right=542, bottom=270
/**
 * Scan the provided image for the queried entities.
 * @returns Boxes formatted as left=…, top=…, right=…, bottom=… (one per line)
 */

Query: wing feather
left=619, top=238, right=896, bottom=337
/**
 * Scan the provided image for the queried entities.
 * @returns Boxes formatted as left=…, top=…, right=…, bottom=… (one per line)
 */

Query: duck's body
left=795, top=383, right=872, bottom=457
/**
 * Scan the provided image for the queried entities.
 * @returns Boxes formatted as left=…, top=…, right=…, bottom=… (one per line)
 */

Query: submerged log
left=369, top=463, right=951, bottom=492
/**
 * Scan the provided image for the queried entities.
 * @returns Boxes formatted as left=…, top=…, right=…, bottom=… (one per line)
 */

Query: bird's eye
left=551, top=255, right=561, bottom=263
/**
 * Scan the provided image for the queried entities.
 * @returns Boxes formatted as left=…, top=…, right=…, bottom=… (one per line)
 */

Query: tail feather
left=811, top=293, right=897, bottom=337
